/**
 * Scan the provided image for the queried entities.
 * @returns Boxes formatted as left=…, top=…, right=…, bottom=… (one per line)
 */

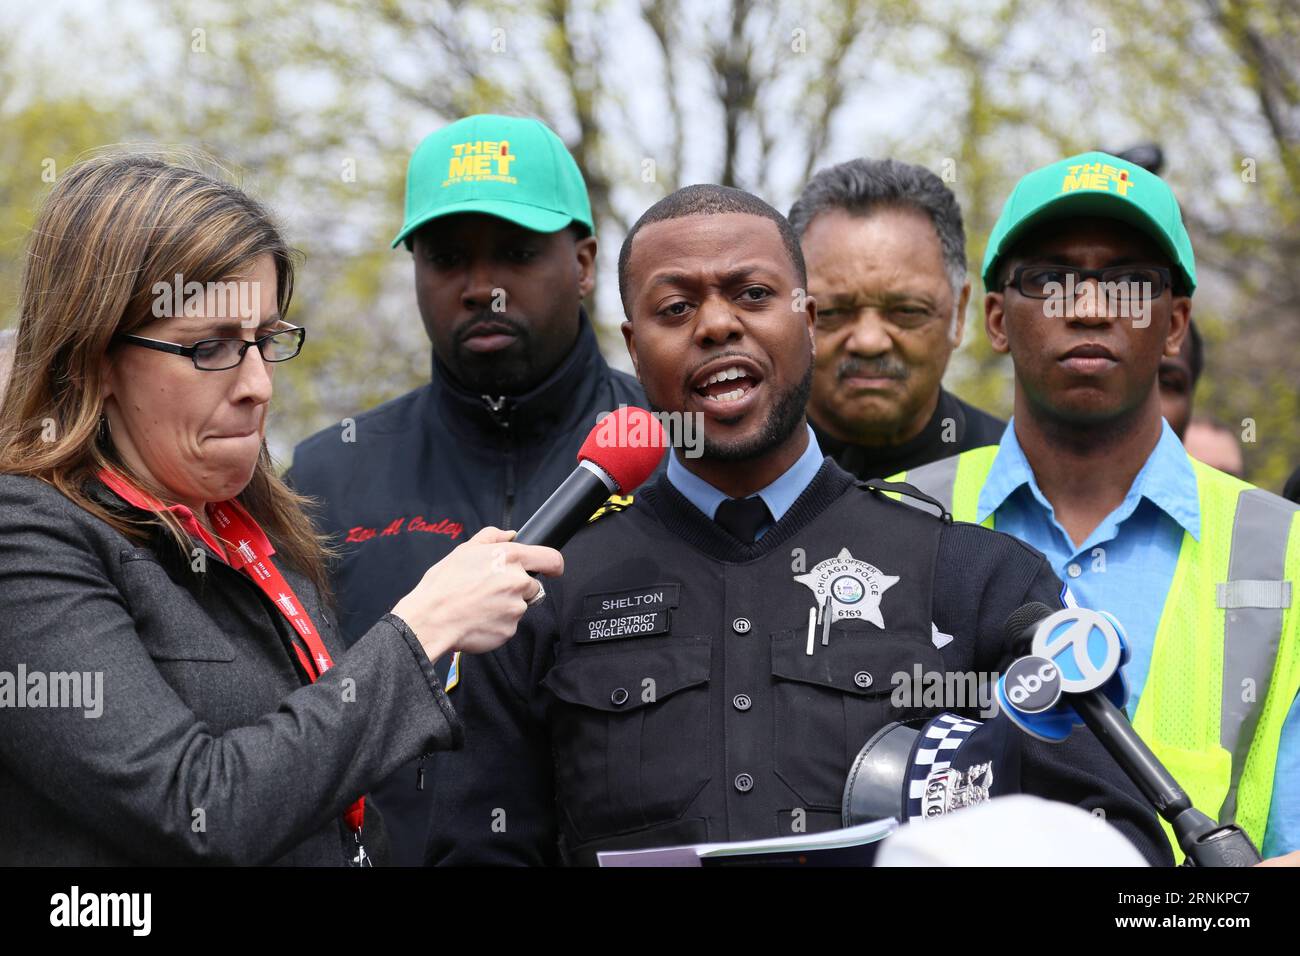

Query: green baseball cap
left=981, top=150, right=1196, bottom=294
left=392, top=114, right=594, bottom=249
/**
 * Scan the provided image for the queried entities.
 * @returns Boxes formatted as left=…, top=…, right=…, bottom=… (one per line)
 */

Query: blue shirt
left=666, top=425, right=824, bottom=540
left=980, top=418, right=1299, bottom=856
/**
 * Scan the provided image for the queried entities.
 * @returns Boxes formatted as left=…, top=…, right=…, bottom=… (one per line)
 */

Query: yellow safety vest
left=895, top=448, right=1300, bottom=860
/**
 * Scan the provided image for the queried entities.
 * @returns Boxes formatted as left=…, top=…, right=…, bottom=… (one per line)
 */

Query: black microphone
left=999, top=603, right=1261, bottom=866
left=513, top=406, right=667, bottom=549
left=1004, top=601, right=1053, bottom=655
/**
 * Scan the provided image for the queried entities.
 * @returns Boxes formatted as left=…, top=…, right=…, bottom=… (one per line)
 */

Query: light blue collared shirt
left=980, top=417, right=1299, bottom=856
left=666, top=425, right=824, bottom=540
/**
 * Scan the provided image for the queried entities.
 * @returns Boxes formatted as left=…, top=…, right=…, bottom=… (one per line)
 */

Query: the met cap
left=393, top=113, right=594, bottom=249
left=981, top=150, right=1196, bottom=294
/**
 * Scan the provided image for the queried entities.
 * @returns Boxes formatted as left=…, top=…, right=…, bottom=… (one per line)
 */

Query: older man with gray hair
left=790, top=158, right=1004, bottom=479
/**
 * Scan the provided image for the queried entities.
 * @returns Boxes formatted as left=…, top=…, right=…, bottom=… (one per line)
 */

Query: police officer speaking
left=424, top=184, right=1172, bottom=866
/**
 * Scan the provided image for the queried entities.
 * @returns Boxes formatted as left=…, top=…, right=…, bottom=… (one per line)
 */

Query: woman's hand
left=391, top=527, right=564, bottom=661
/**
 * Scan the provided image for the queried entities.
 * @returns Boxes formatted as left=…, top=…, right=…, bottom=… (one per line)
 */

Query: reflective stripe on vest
left=891, top=446, right=997, bottom=528
left=895, top=449, right=1300, bottom=857
left=905, top=455, right=959, bottom=513
left=1217, top=484, right=1297, bottom=828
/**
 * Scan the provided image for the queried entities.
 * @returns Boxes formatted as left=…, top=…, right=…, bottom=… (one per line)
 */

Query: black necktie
left=714, top=496, right=772, bottom=543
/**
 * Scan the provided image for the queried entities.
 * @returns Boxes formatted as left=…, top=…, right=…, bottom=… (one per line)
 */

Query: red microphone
left=513, top=406, right=667, bottom=549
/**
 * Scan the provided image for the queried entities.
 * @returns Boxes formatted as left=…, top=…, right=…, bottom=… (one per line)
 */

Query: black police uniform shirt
left=286, top=308, right=647, bottom=865
left=812, top=387, right=1005, bottom=480
left=423, top=457, right=1174, bottom=866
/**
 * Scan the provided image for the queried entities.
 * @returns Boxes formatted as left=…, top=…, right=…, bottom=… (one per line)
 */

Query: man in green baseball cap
left=288, top=114, right=646, bottom=864
left=392, top=113, right=600, bottom=393
left=894, top=151, right=1300, bottom=863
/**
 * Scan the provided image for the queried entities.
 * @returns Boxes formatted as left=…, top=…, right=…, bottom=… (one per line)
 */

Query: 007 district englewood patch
left=573, top=583, right=680, bottom=644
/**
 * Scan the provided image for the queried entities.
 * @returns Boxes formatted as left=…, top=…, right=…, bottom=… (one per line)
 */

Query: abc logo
left=1004, top=656, right=1062, bottom=714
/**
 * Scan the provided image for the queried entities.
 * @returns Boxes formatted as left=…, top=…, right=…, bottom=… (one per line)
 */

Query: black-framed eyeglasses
left=113, top=326, right=306, bottom=371
left=1005, top=265, right=1173, bottom=299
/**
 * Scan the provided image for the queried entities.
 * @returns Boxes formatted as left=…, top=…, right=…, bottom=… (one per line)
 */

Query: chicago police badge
left=794, top=547, right=899, bottom=628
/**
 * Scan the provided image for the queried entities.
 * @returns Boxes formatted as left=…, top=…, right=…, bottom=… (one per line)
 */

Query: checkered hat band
left=905, top=714, right=983, bottom=814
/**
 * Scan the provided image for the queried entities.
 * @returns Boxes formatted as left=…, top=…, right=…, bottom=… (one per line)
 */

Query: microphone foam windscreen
left=1004, top=601, right=1055, bottom=642
left=578, top=406, right=668, bottom=492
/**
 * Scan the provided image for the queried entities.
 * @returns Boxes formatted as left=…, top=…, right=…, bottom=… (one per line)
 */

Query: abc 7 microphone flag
left=997, top=608, right=1130, bottom=742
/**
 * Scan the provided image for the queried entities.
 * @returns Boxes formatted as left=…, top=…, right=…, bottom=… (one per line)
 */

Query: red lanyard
left=208, top=502, right=334, bottom=679
left=97, top=468, right=365, bottom=837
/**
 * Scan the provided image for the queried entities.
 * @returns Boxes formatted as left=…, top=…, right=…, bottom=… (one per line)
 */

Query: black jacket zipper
left=481, top=394, right=516, bottom=529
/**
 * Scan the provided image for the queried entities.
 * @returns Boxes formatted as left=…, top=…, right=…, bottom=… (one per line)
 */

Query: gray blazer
left=0, top=473, right=462, bottom=865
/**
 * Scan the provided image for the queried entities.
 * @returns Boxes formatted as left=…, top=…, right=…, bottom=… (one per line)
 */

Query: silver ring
left=526, top=580, right=546, bottom=607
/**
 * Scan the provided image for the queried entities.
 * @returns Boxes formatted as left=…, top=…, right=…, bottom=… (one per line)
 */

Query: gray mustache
left=836, top=358, right=909, bottom=382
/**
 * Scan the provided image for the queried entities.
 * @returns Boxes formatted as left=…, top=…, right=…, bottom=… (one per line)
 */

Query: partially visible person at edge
left=286, top=115, right=646, bottom=865
left=1157, top=317, right=1202, bottom=440
left=0, top=154, right=560, bottom=865
left=1284, top=466, right=1300, bottom=505
left=1184, top=417, right=1245, bottom=479
left=0, top=329, right=15, bottom=403
left=894, top=151, right=1300, bottom=862
left=788, top=158, right=1004, bottom=480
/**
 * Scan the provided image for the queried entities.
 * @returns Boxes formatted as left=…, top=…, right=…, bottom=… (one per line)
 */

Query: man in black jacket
left=288, top=115, right=645, bottom=864
left=423, top=184, right=1172, bottom=866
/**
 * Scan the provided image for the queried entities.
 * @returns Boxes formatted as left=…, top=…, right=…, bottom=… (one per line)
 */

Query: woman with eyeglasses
left=0, top=153, right=562, bottom=865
